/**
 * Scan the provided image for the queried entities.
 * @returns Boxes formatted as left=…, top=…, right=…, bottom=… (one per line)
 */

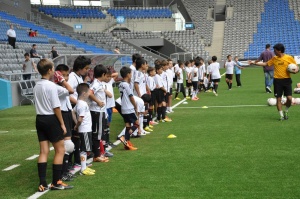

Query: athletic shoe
left=86, top=167, right=96, bottom=173
left=38, top=184, right=49, bottom=192
left=186, top=96, right=191, bottom=99
left=266, top=86, right=272, bottom=93
left=165, top=116, right=172, bottom=121
left=144, top=126, right=153, bottom=132
left=213, top=90, right=218, bottom=96
left=169, top=109, right=174, bottom=113
left=159, top=119, right=165, bottom=123
left=86, top=162, right=93, bottom=167
left=143, top=130, right=151, bottom=134
left=93, top=156, right=109, bottom=163
left=80, top=168, right=95, bottom=176
left=105, top=151, right=114, bottom=157
left=73, top=163, right=81, bottom=169
left=192, top=97, right=199, bottom=101
left=163, top=118, right=172, bottom=122
left=108, top=142, right=117, bottom=148
left=284, top=111, right=289, bottom=120
left=150, top=121, right=158, bottom=125
left=175, top=97, right=181, bottom=100
left=140, top=131, right=147, bottom=135
left=124, top=145, right=138, bottom=150
left=50, top=180, right=73, bottom=190
left=166, top=110, right=171, bottom=113
left=61, top=174, right=73, bottom=182
left=279, top=117, right=285, bottom=121
left=149, top=124, right=154, bottom=129
left=66, top=172, right=77, bottom=178
left=87, top=152, right=94, bottom=159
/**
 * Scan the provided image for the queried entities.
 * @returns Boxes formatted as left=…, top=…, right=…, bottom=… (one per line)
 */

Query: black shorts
left=155, top=89, right=165, bottom=104
left=150, top=90, right=156, bottom=106
left=192, top=81, right=198, bottom=91
left=79, top=132, right=92, bottom=152
left=62, top=111, right=72, bottom=137
left=169, top=88, right=173, bottom=95
left=123, top=113, right=138, bottom=124
left=36, top=115, right=64, bottom=143
left=226, top=74, right=233, bottom=80
left=199, top=79, right=204, bottom=83
left=274, top=78, right=292, bottom=97
left=91, top=111, right=107, bottom=140
left=173, top=75, right=177, bottom=82
left=212, top=79, right=220, bottom=83
left=165, top=92, right=170, bottom=104
left=186, top=80, right=192, bottom=87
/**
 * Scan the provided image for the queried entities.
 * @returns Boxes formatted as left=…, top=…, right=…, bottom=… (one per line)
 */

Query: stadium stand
left=115, top=31, right=160, bottom=39
left=38, top=6, right=106, bottom=19
left=107, top=7, right=172, bottom=19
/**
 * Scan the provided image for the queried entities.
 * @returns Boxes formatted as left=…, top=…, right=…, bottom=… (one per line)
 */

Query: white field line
left=176, top=105, right=268, bottom=109
left=3, top=164, right=20, bottom=171
left=26, top=155, right=39, bottom=160
left=0, top=131, right=9, bottom=134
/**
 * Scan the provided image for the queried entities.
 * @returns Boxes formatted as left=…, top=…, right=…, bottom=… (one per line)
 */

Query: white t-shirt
left=225, top=60, right=235, bottom=74
left=174, top=64, right=179, bottom=74
left=34, top=79, right=61, bottom=115
left=177, top=68, right=183, bottom=83
left=147, top=76, right=156, bottom=91
left=89, top=79, right=106, bottom=112
left=7, top=29, right=16, bottom=37
left=105, top=79, right=115, bottom=108
left=185, top=67, right=191, bottom=80
left=154, top=74, right=164, bottom=89
left=210, top=62, right=221, bottom=79
left=198, top=64, right=206, bottom=80
left=68, top=72, right=83, bottom=101
left=166, top=69, right=174, bottom=90
left=73, top=100, right=92, bottom=133
left=134, top=70, right=147, bottom=97
left=134, top=96, right=145, bottom=113
left=119, top=81, right=135, bottom=114
left=191, top=67, right=199, bottom=82
left=207, top=64, right=212, bottom=74
left=129, top=65, right=136, bottom=91
left=160, top=71, right=168, bottom=91
left=56, top=85, right=72, bottom=111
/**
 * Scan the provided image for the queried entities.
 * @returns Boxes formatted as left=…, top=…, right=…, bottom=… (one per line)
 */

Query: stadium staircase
left=205, top=21, right=225, bottom=60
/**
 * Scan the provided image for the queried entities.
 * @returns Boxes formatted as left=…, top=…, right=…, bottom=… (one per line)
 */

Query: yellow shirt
left=267, top=54, right=296, bottom=79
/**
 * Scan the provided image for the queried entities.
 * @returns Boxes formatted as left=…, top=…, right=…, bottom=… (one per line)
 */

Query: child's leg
left=38, top=141, right=50, bottom=187
left=180, top=83, right=186, bottom=98
left=62, top=138, right=74, bottom=176
left=174, top=83, right=180, bottom=98
left=214, top=82, right=219, bottom=93
left=162, top=101, right=167, bottom=120
left=52, top=140, right=65, bottom=185
left=168, top=88, right=173, bottom=111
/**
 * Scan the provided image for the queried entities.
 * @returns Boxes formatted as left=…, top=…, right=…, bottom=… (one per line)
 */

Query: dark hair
left=155, top=64, right=163, bottom=71
left=154, top=59, right=161, bottom=68
left=167, top=58, right=172, bottom=62
left=55, top=64, right=69, bottom=72
left=52, top=46, right=55, bottom=49
left=185, top=61, right=190, bottom=66
left=32, top=44, right=36, bottom=47
left=273, top=43, right=285, bottom=53
left=195, top=61, right=201, bottom=67
left=190, top=59, right=194, bottom=63
left=120, top=67, right=132, bottom=78
left=132, top=53, right=141, bottom=63
left=212, top=56, right=217, bottom=62
left=76, top=83, right=90, bottom=97
left=73, top=56, right=91, bottom=72
left=227, top=55, right=231, bottom=59
left=94, top=64, right=108, bottom=78
left=266, top=44, right=271, bottom=49
left=161, top=60, right=168, bottom=66
left=37, top=58, right=53, bottom=76
left=136, top=57, right=146, bottom=70
left=24, top=52, right=29, bottom=57
left=106, top=69, right=112, bottom=75
left=115, top=46, right=119, bottom=49
left=147, top=66, right=155, bottom=74
left=141, top=94, right=151, bottom=103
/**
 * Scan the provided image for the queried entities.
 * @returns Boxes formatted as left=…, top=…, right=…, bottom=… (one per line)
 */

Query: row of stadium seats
left=107, top=7, right=172, bottom=19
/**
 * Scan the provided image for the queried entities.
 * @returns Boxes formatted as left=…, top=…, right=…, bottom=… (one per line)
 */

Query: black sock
left=52, top=164, right=63, bottom=185
left=149, top=109, right=153, bottom=121
left=229, top=83, right=232, bottom=89
left=38, top=162, right=47, bottom=186
left=92, top=139, right=100, bottom=157
left=162, top=106, right=167, bottom=119
left=125, top=127, right=131, bottom=141
left=61, top=153, right=69, bottom=176
left=214, top=84, right=219, bottom=93
left=188, top=88, right=191, bottom=96
left=157, top=107, right=162, bottom=120
left=175, top=92, right=178, bottom=98
left=71, top=136, right=81, bottom=165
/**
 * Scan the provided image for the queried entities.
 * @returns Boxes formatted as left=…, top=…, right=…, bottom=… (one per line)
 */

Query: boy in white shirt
left=146, top=66, right=158, bottom=125
left=224, top=55, right=235, bottom=90
left=191, top=61, right=200, bottom=100
left=166, top=59, right=174, bottom=113
left=209, top=56, right=221, bottom=96
left=185, top=61, right=192, bottom=99
left=198, top=58, right=206, bottom=92
left=73, top=83, right=96, bottom=175
left=129, top=53, right=142, bottom=91
left=174, top=62, right=186, bottom=100
left=34, top=59, right=72, bottom=191
left=89, top=65, right=112, bottom=162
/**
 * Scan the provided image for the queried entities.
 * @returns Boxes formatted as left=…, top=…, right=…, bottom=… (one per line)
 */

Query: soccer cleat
left=108, top=142, right=117, bottom=148
left=279, top=117, right=285, bottom=121
left=86, top=162, right=93, bottom=167
left=192, top=97, right=199, bottom=101
left=61, top=174, right=73, bottom=182
left=149, top=121, right=158, bottom=125
left=66, top=172, right=77, bottom=178
left=149, top=124, right=154, bottom=129
left=93, top=156, right=109, bottom=163
left=38, top=184, right=49, bottom=192
left=86, top=167, right=96, bottom=173
left=169, top=109, right=174, bottom=113
left=163, top=118, right=172, bottom=122
left=50, top=184, right=65, bottom=190
left=165, top=116, right=172, bottom=121
left=143, top=130, right=151, bottom=134
left=266, top=86, right=272, bottom=93
left=175, top=97, right=181, bottom=100
left=73, top=163, right=81, bottom=169
left=186, top=96, right=191, bottom=99
left=284, top=111, right=289, bottom=120
left=80, top=168, right=95, bottom=176
left=57, top=180, right=73, bottom=189
left=105, top=151, right=114, bottom=157
left=124, top=145, right=138, bottom=150
left=144, top=126, right=153, bottom=132
left=140, top=131, right=147, bottom=135
left=159, top=119, right=165, bottom=123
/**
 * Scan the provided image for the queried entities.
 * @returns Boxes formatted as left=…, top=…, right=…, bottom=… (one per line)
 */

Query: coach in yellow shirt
left=250, top=43, right=297, bottom=121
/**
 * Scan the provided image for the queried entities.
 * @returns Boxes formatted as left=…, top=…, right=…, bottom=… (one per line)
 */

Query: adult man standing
left=255, top=44, right=274, bottom=93
left=30, top=44, right=42, bottom=58
left=7, top=25, right=16, bottom=49
left=23, top=53, right=37, bottom=80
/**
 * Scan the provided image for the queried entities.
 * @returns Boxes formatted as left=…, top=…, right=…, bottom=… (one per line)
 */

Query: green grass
left=1, top=67, right=300, bottom=198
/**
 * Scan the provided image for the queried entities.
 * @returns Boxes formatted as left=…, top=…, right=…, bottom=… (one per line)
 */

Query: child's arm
left=89, top=92, right=105, bottom=107
left=61, top=81, right=74, bottom=94
left=74, top=116, right=83, bottom=132
left=134, top=82, right=141, bottom=97
left=129, top=95, right=138, bottom=115
left=111, top=72, right=118, bottom=81
left=71, top=110, right=77, bottom=124
left=105, top=89, right=112, bottom=98
left=53, top=107, right=66, bottom=135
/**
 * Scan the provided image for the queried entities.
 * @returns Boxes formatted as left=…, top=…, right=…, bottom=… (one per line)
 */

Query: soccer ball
left=287, top=63, right=299, bottom=73
left=267, top=98, right=276, bottom=106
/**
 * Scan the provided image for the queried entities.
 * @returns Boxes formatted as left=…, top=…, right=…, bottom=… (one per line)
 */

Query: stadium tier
left=38, top=6, right=106, bottom=19
left=107, top=7, right=172, bottom=19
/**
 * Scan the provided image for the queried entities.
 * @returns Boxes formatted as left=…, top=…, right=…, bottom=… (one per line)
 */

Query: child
left=104, top=69, right=119, bottom=151
left=160, top=60, right=172, bottom=121
left=134, top=57, right=148, bottom=97
left=198, top=58, right=206, bottom=92
left=209, top=56, right=221, bottom=96
left=67, top=56, right=91, bottom=169
left=73, top=83, right=96, bottom=176
left=185, top=61, right=192, bottom=99
left=118, top=67, right=138, bottom=150
left=234, top=56, right=246, bottom=87
left=166, top=59, right=174, bottom=113
left=146, top=66, right=158, bottom=125
left=33, top=58, right=73, bottom=191
left=224, top=55, right=235, bottom=90
left=154, top=64, right=171, bottom=122
left=89, top=64, right=112, bottom=162
left=130, top=53, right=142, bottom=91
left=206, top=60, right=213, bottom=92
left=54, top=64, right=76, bottom=181
left=191, top=61, right=200, bottom=100
left=174, top=61, right=186, bottom=100
left=22, top=52, right=37, bottom=80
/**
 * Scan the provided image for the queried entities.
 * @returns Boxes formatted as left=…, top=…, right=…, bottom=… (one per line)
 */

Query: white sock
left=80, top=152, right=87, bottom=172
left=139, top=115, right=144, bottom=131
left=279, top=111, right=284, bottom=117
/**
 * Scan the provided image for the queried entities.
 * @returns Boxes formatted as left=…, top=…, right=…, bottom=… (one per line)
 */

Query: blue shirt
left=234, top=61, right=243, bottom=74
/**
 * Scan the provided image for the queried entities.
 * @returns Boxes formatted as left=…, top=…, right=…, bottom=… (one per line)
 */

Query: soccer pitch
left=1, top=67, right=300, bottom=198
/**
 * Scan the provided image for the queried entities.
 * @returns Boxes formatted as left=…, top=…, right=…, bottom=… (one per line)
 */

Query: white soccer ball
left=267, top=98, right=276, bottom=106
left=294, top=98, right=300, bottom=105
left=287, top=63, right=299, bottom=73
left=281, top=97, right=287, bottom=104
